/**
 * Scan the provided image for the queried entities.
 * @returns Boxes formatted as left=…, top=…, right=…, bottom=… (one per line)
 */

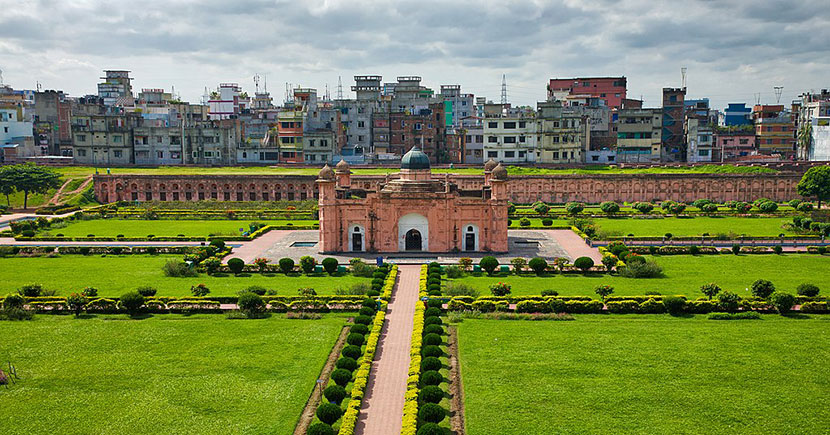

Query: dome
left=492, top=163, right=508, bottom=180
left=401, top=146, right=431, bottom=170
left=335, top=159, right=350, bottom=172
left=483, top=158, right=498, bottom=172
left=318, top=164, right=335, bottom=180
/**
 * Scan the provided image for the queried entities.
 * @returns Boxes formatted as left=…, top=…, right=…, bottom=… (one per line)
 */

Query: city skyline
left=0, top=0, right=827, bottom=109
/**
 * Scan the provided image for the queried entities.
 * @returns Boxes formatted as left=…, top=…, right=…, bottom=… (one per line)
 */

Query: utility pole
left=681, top=67, right=687, bottom=89
left=774, top=86, right=784, bottom=104
left=336, top=76, right=344, bottom=100
left=500, top=74, right=508, bottom=105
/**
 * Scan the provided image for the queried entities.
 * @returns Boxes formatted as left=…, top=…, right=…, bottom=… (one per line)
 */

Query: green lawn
left=0, top=314, right=344, bottom=434
left=0, top=255, right=369, bottom=297
left=39, top=219, right=317, bottom=238
left=457, top=316, right=830, bottom=435
left=449, top=254, right=830, bottom=298
left=591, top=216, right=795, bottom=238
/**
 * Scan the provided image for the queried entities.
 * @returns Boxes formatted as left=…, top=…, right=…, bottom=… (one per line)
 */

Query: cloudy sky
left=1, top=0, right=827, bottom=109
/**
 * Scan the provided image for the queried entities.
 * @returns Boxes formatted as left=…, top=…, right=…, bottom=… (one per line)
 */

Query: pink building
left=715, top=132, right=756, bottom=161
left=547, top=77, right=627, bottom=109
left=316, top=149, right=508, bottom=253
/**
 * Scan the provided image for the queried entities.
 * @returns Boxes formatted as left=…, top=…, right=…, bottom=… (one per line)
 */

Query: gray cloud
left=0, top=0, right=827, bottom=109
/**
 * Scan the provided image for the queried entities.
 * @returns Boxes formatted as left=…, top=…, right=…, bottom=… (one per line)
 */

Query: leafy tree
left=750, top=279, right=775, bottom=299
left=600, top=201, right=620, bottom=215
left=633, top=202, right=654, bottom=214
left=458, top=257, right=473, bottom=271
left=566, top=202, right=584, bottom=215
left=299, top=255, right=317, bottom=274
left=66, top=293, right=88, bottom=317
left=700, top=283, right=721, bottom=300
left=717, top=290, right=740, bottom=313
left=528, top=257, right=548, bottom=275
left=534, top=203, right=550, bottom=215
left=0, top=166, right=17, bottom=206
left=119, top=291, right=145, bottom=316
left=594, top=284, right=614, bottom=301
left=4, top=163, right=62, bottom=209
left=237, top=292, right=265, bottom=318
left=769, top=292, right=796, bottom=315
left=479, top=256, right=499, bottom=275
left=573, top=256, right=595, bottom=272
left=510, top=257, right=527, bottom=273
left=796, top=283, right=820, bottom=297
left=190, top=283, right=210, bottom=297
left=601, top=254, right=618, bottom=273
left=797, top=166, right=830, bottom=208
left=552, top=257, right=568, bottom=272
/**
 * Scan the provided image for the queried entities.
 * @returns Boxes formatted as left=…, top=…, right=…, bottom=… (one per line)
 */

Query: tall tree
left=8, top=163, right=62, bottom=209
left=797, top=166, right=830, bottom=209
left=0, top=165, right=16, bottom=206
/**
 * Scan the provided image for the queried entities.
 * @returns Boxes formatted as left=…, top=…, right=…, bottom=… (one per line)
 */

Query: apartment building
left=536, top=100, right=587, bottom=163
left=97, top=70, right=133, bottom=106
left=715, top=130, right=756, bottom=161
left=482, top=114, right=537, bottom=164
left=208, top=83, right=249, bottom=120
left=616, top=108, right=662, bottom=163
left=463, top=125, right=484, bottom=164
left=72, top=112, right=141, bottom=165
left=547, top=77, right=627, bottom=109
left=753, top=105, right=795, bottom=158
left=794, top=90, right=830, bottom=160
left=661, top=87, right=686, bottom=161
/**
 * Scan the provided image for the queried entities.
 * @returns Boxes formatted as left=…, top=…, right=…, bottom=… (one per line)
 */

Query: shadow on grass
left=782, top=312, right=811, bottom=320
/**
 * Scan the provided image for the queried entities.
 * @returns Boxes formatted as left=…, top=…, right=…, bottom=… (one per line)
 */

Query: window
left=307, top=139, right=315, bottom=147
left=518, top=121, right=526, bottom=128
left=112, top=135, right=122, bottom=143
left=608, top=155, right=615, bottom=161
left=113, top=150, right=123, bottom=158
left=156, top=136, right=163, bottom=143
left=488, top=136, right=498, bottom=143
left=600, top=93, right=606, bottom=98
left=518, top=151, right=525, bottom=158
left=591, top=155, right=599, bottom=161
left=170, top=136, right=181, bottom=145
left=77, top=149, right=87, bottom=156
left=698, top=150, right=709, bottom=156
left=466, top=135, right=472, bottom=142
left=170, top=151, right=181, bottom=160
left=476, top=135, right=483, bottom=143
left=504, top=136, right=516, bottom=144
left=77, top=134, right=86, bottom=141
left=519, top=136, right=526, bottom=143
left=739, top=139, right=749, bottom=145
left=488, top=121, right=498, bottom=128
left=320, top=139, right=328, bottom=147
left=357, top=121, right=365, bottom=128
left=553, top=152, right=560, bottom=159
left=487, top=151, right=498, bottom=158
left=157, top=151, right=164, bottom=159
left=415, top=123, right=422, bottom=130
left=503, top=121, right=516, bottom=129
left=504, top=151, right=515, bottom=158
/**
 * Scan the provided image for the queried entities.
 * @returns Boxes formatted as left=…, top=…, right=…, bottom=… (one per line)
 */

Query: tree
left=458, top=257, right=473, bottom=271
left=479, top=256, right=499, bottom=275
left=717, top=290, right=740, bottom=313
left=700, top=283, right=722, bottom=300
left=601, top=254, right=618, bottom=273
left=299, top=256, right=317, bottom=274
left=119, top=291, right=145, bottom=316
left=227, top=258, right=245, bottom=274
left=566, top=202, right=584, bottom=215
left=0, top=166, right=17, bottom=206
left=797, top=166, right=830, bottom=208
left=322, top=257, right=338, bottom=275
left=594, top=285, right=614, bottom=301
left=237, top=292, right=265, bottom=318
left=552, top=257, right=568, bottom=272
left=510, top=257, right=527, bottom=273
left=633, top=202, right=654, bottom=214
left=796, top=283, right=820, bottom=297
left=528, top=257, right=548, bottom=275
left=278, top=257, right=295, bottom=274
left=66, top=293, right=88, bottom=317
left=534, top=203, right=549, bottom=215
left=600, top=201, right=620, bottom=215
left=750, top=279, right=775, bottom=299
left=5, top=163, right=62, bottom=209
left=573, top=256, right=594, bottom=273
left=769, top=292, right=796, bottom=315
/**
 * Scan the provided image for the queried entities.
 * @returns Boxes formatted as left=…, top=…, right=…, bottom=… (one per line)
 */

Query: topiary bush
left=81, top=286, right=98, bottom=297
left=237, top=292, right=265, bottom=318
left=479, top=256, right=499, bottom=275
left=423, top=333, right=442, bottom=346
left=750, top=279, right=775, bottom=299
left=421, top=356, right=442, bottom=372
left=136, top=286, right=157, bottom=297
left=359, top=306, right=375, bottom=316
left=418, top=403, right=447, bottom=424
left=341, top=345, right=362, bottom=360
left=663, top=295, right=686, bottom=315
left=299, top=255, right=317, bottom=274
left=336, top=357, right=358, bottom=372
left=424, top=324, right=444, bottom=336
left=566, top=202, right=585, bottom=215
left=323, top=384, right=347, bottom=404
left=420, top=370, right=443, bottom=387
left=421, top=345, right=442, bottom=358
left=529, top=257, right=548, bottom=275
left=330, top=368, right=352, bottom=387
left=322, top=257, right=338, bottom=275
left=424, top=307, right=442, bottom=317
left=227, top=258, right=245, bottom=274
left=350, top=323, right=369, bottom=335
left=717, top=290, right=740, bottom=313
left=600, top=201, right=620, bottom=215
left=354, top=315, right=372, bottom=325
left=796, top=283, right=820, bottom=297
left=542, top=218, right=553, bottom=226
left=315, top=402, right=343, bottom=425
left=278, top=257, right=295, bottom=274
left=424, top=316, right=443, bottom=326
left=119, top=291, right=145, bottom=316
left=347, top=333, right=365, bottom=346
left=573, top=256, right=594, bottom=272
left=18, top=284, right=44, bottom=297
left=769, top=291, right=796, bottom=314
left=417, top=423, right=444, bottom=435
left=308, top=423, right=335, bottom=435
left=419, top=385, right=445, bottom=404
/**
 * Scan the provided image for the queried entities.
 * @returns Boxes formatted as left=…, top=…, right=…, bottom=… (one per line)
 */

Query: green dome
left=401, top=146, right=431, bottom=170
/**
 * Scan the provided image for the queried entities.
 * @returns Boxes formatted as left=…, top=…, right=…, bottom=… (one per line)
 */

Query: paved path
left=356, top=264, right=420, bottom=435
left=222, top=230, right=293, bottom=263
left=545, top=229, right=603, bottom=262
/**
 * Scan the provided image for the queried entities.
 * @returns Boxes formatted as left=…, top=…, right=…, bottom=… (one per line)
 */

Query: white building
left=809, top=117, right=830, bottom=161
left=0, top=108, right=34, bottom=146
left=208, top=83, right=249, bottom=120
left=483, top=116, right=537, bottom=163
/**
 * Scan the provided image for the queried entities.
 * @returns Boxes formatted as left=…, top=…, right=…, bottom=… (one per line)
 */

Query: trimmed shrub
left=354, top=315, right=372, bottom=325
left=424, top=316, right=443, bottom=326
left=529, top=257, right=548, bottom=275
left=237, top=292, right=265, bottom=317
left=417, top=423, right=444, bottom=435
left=119, top=291, right=145, bottom=316
left=227, top=258, right=245, bottom=274
left=350, top=324, right=369, bottom=336
left=573, top=256, right=594, bottom=272
left=330, top=368, right=352, bottom=387
left=209, top=239, right=226, bottom=251
left=66, top=293, right=88, bottom=317
left=359, top=306, right=375, bottom=316
left=419, top=385, right=445, bottom=404
left=700, top=283, right=721, bottom=300
left=420, top=370, right=443, bottom=387
left=423, top=333, right=442, bottom=346
left=81, top=286, right=98, bottom=297
left=322, top=257, right=338, bottom=275
left=299, top=256, right=317, bottom=274
left=341, top=345, right=362, bottom=361
left=479, top=256, right=499, bottom=275
left=750, top=279, right=775, bottom=299
left=347, top=333, right=365, bottom=346
left=323, top=384, right=347, bottom=404
left=421, top=356, right=442, bottom=372
left=336, top=357, right=358, bottom=372
left=759, top=201, right=778, bottom=212
left=308, top=423, right=335, bottom=435
left=709, top=312, right=761, bottom=320
left=136, top=286, right=157, bottom=297
left=717, top=291, right=741, bottom=313
left=769, top=292, right=796, bottom=314
left=278, top=257, right=295, bottom=273
left=542, top=218, right=553, bottom=226
left=424, top=324, right=444, bottom=336
left=445, top=265, right=464, bottom=278
left=796, top=283, right=820, bottom=297
left=489, top=282, right=511, bottom=297
left=243, top=285, right=266, bottom=296
left=418, top=403, right=447, bottom=424
left=773, top=245, right=783, bottom=255
left=600, top=201, right=620, bottom=214
left=663, top=296, right=686, bottom=315
left=639, top=298, right=665, bottom=314
left=606, top=300, right=639, bottom=314
left=425, top=308, right=442, bottom=318
left=594, top=285, right=614, bottom=301
left=445, top=283, right=479, bottom=298
left=422, top=345, right=442, bottom=358
left=191, top=283, right=210, bottom=297
left=520, top=218, right=531, bottom=227
left=731, top=244, right=741, bottom=255
left=618, top=260, right=663, bottom=278
left=18, top=284, right=44, bottom=297
left=316, top=402, right=343, bottom=425
left=427, top=299, right=443, bottom=308
left=541, top=289, right=559, bottom=297
left=634, top=202, right=654, bottom=213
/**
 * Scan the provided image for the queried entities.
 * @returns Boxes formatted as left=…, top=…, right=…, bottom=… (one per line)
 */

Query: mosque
left=316, top=147, right=509, bottom=254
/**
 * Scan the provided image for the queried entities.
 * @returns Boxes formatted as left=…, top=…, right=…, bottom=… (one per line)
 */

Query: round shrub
left=367, top=290, right=380, bottom=297
left=17, top=284, right=43, bottom=297
left=542, top=218, right=553, bottom=226
left=341, top=345, right=362, bottom=360
left=424, top=307, right=442, bottom=317
left=359, top=306, right=375, bottom=316
left=308, top=423, right=334, bottom=435
left=418, top=403, right=447, bottom=424
left=350, top=323, right=369, bottom=335
left=422, top=345, right=442, bottom=358
left=573, top=256, right=594, bottom=272
left=419, top=385, right=445, bottom=403
left=529, top=257, right=548, bottom=275
left=566, top=202, right=585, bottom=215
left=2, top=293, right=25, bottom=310
left=315, top=402, right=343, bottom=425
left=423, top=333, right=442, bottom=346
left=797, top=283, right=820, bottom=297
left=424, top=324, right=444, bottom=335
left=600, top=201, right=620, bottom=214
left=237, top=292, right=265, bottom=317
left=479, top=256, right=499, bottom=275
left=209, top=239, right=226, bottom=251
left=321, top=257, right=338, bottom=275
left=420, top=370, right=443, bottom=386
left=330, top=368, right=352, bottom=387
left=362, top=298, right=377, bottom=309
left=323, top=384, right=347, bottom=404
left=336, top=357, right=358, bottom=372
left=278, top=257, right=295, bottom=273
left=421, top=356, right=442, bottom=372
left=424, top=316, right=443, bottom=326
left=354, top=315, right=372, bottom=325
left=227, top=258, right=245, bottom=274
left=136, top=286, right=157, bottom=297
left=769, top=291, right=796, bottom=314
left=519, top=218, right=531, bottom=227
left=428, top=283, right=441, bottom=293
left=663, top=296, right=686, bottom=316
left=750, top=279, right=776, bottom=299
left=427, top=299, right=443, bottom=308
left=119, top=291, right=145, bottom=315
left=347, top=333, right=365, bottom=346
left=417, top=423, right=444, bottom=435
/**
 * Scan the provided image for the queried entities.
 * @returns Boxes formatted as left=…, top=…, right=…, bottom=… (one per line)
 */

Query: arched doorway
left=405, top=229, right=422, bottom=251
left=463, top=224, right=479, bottom=251
left=398, top=213, right=429, bottom=251
left=349, top=224, right=365, bottom=252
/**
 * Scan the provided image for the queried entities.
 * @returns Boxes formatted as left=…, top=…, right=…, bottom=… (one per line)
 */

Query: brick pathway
left=356, top=264, right=421, bottom=435
left=221, top=230, right=293, bottom=263
left=545, top=229, right=603, bottom=262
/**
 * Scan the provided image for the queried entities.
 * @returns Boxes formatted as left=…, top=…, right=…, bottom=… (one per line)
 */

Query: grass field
left=457, top=315, right=830, bottom=435
left=591, top=216, right=795, bottom=237
left=0, top=255, right=369, bottom=297
left=449, top=254, right=830, bottom=298
left=0, top=314, right=344, bottom=434
left=38, top=219, right=317, bottom=237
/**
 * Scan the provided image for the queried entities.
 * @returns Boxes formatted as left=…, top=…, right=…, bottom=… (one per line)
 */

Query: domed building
left=317, top=147, right=509, bottom=253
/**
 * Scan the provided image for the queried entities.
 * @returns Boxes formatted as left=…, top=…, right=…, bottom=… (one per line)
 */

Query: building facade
left=753, top=104, right=795, bottom=158
left=547, top=77, right=627, bottom=109
left=616, top=108, right=662, bottom=162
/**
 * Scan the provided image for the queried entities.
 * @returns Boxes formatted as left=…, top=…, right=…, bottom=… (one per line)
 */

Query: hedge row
left=337, top=306, right=386, bottom=435
left=381, top=265, right=398, bottom=301
left=401, top=291, right=425, bottom=435
left=619, top=245, right=830, bottom=255
left=13, top=223, right=318, bottom=242
left=0, top=246, right=199, bottom=257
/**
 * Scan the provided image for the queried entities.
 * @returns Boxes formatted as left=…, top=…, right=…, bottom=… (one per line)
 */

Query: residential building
left=715, top=129, right=756, bottom=161
left=547, top=77, right=627, bottom=109
left=616, top=108, right=662, bottom=163
left=753, top=104, right=795, bottom=158
left=208, top=83, right=249, bottom=120
left=132, top=125, right=186, bottom=165
left=440, top=85, right=474, bottom=127
left=661, top=87, right=687, bottom=161
left=685, top=109, right=717, bottom=163
left=463, top=125, right=484, bottom=164
left=387, top=102, right=446, bottom=161
left=536, top=100, right=588, bottom=163
left=0, top=105, right=36, bottom=162
left=72, top=112, right=142, bottom=166
left=33, top=90, right=73, bottom=156
left=482, top=114, right=537, bottom=164
left=723, top=103, right=752, bottom=126
left=97, top=70, right=133, bottom=106
left=794, top=90, right=830, bottom=160
left=808, top=117, right=830, bottom=161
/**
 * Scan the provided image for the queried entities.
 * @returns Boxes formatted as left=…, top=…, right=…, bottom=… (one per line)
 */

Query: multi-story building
left=0, top=104, right=36, bottom=162
left=97, top=70, right=133, bottom=106
left=440, top=85, right=474, bottom=128
left=208, top=83, right=249, bottom=120
left=33, top=90, right=73, bottom=156
left=714, top=129, right=756, bottom=161
left=387, top=103, right=446, bottom=160
left=661, top=87, right=686, bottom=161
left=132, top=125, right=187, bottom=165
left=807, top=117, right=830, bottom=161
left=723, top=103, right=752, bottom=126
left=536, top=100, right=587, bottom=163
left=616, top=108, right=662, bottom=163
left=753, top=104, right=795, bottom=158
left=547, top=77, right=627, bottom=109
left=685, top=110, right=717, bottom=163
left=794, top=90, right=830, bottom=160
left=463, top=125, right=484, bottom=164
left=339, top=75, right=382, bottom=155
left=71, top=112, right=142, bottom=166
left=482, top=113, right=537, bottom=164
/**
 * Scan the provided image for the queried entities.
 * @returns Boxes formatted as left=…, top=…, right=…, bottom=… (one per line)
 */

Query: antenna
left=774, top=86, right=783, bottom=104
left=754, top=93, right=761, bottom=105
left=681, top=67, right=687, bottom=89
left=253, top=74, right=261, bottom=93
left=500, top=74, right=508, bottom=105
left=0, top=67, right=4, bottom=85
left=36, top=81, right=42, bottom=92
left=325, top=83, right=330, bottom=101
left=264, top=74, right=267, bottom=92
left=336, top=76, right=343, bottom=100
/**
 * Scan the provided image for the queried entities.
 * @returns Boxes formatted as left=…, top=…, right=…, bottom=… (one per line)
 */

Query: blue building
left=724, top=103, right=752, bottom=126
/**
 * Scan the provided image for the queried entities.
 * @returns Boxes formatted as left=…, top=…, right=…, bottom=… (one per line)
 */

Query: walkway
left=356, top=264, right=421, bottom=435
left=221, top=230, right=293, bottom=263
left=545, top=229, right=603, bottom=262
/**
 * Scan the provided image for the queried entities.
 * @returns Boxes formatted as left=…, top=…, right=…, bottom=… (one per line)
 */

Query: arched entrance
left=463, top=224, right=479, bottom=251
left=405, top=229, right=422, bottom=251
left=398, top=213, right=429, bottom=251
left=348, top=224, right=365, bottom=252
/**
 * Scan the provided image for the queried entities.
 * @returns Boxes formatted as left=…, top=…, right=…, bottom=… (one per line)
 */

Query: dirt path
left=47, top=175, right=93, bottom=206
left=355, top=264, right=421, bottom=435
left=545, top=229, right=603, bottom=262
